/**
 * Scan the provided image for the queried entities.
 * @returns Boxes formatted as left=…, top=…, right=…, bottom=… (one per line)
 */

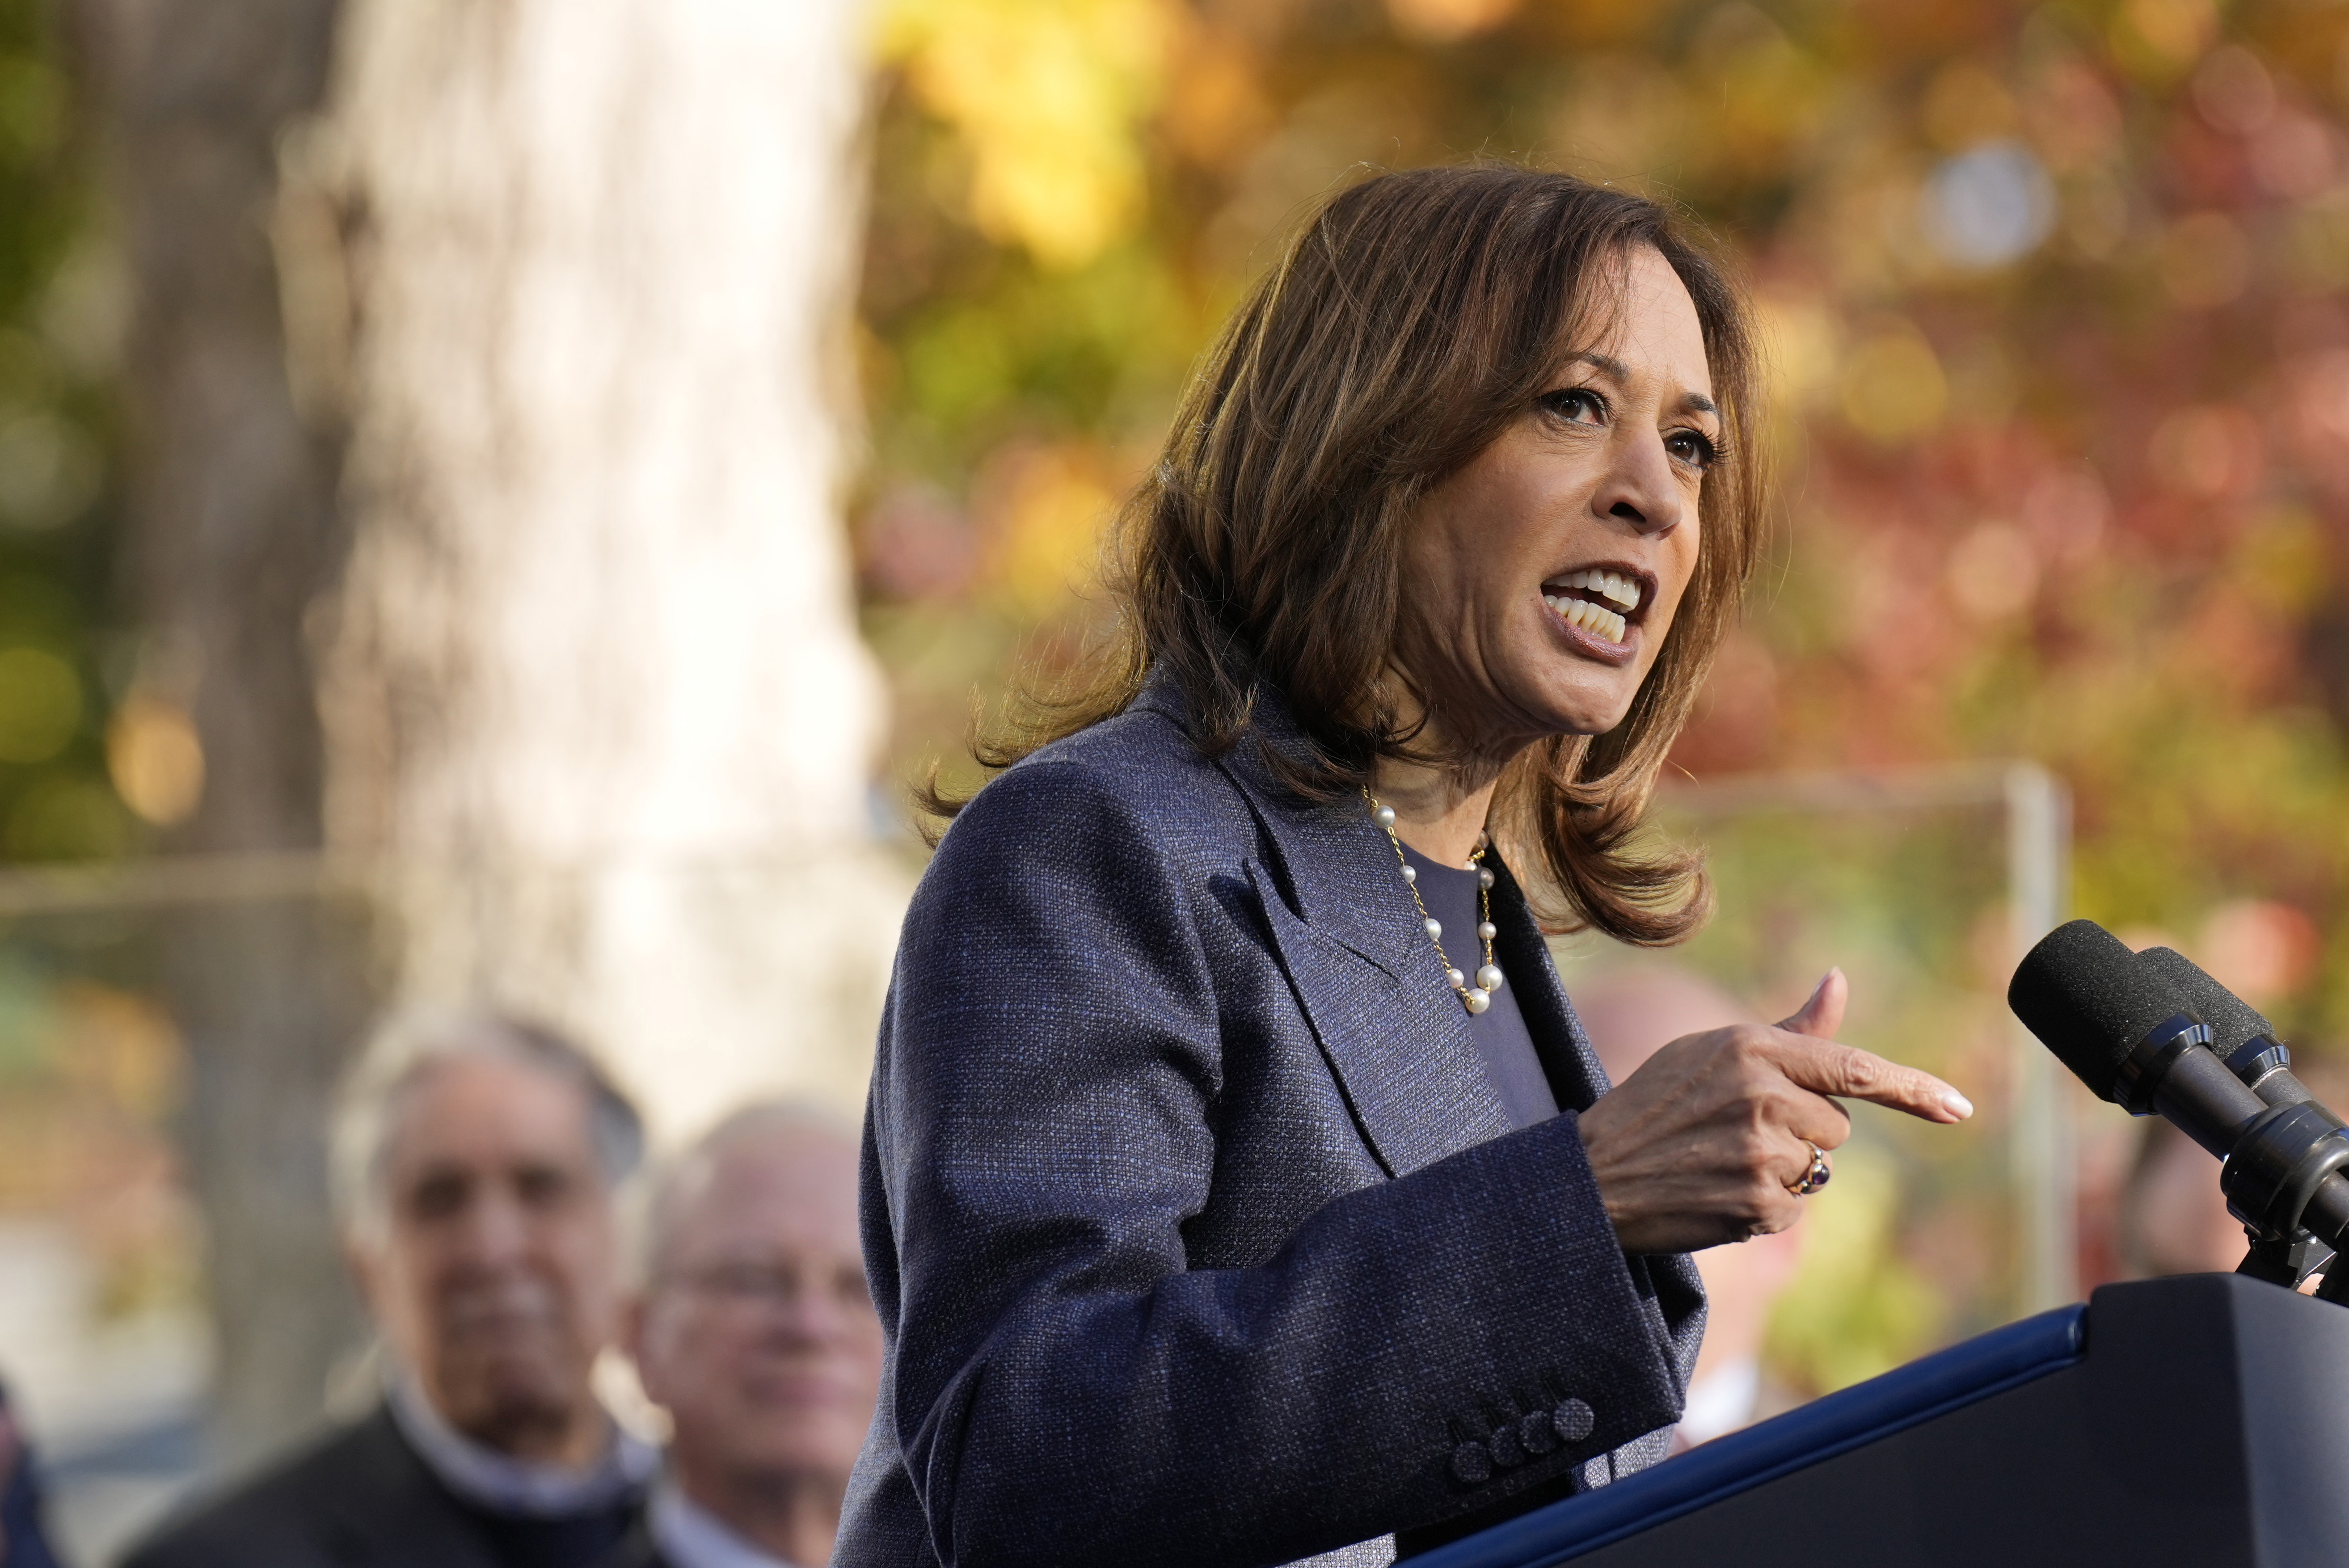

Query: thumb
left=1777, top=967, right=1847, bottom=1039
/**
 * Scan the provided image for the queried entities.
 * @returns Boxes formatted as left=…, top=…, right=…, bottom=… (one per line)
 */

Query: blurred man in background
left=600, top=1103, right=881, bottom=1568
left=126, top=1012, right=654, bottom=1568
left=1577, top=966, right=1809, bottom=1449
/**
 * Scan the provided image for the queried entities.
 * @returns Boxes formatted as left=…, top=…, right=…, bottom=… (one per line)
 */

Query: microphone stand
left=2211, top=1033, right=2349, bottom=1297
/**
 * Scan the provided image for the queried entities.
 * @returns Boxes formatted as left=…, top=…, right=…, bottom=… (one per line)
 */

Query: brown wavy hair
left=924, top=164, right=1769, bottom=945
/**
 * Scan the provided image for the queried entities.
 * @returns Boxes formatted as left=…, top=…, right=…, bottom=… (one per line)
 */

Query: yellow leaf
left=882, top=0, right=1180, bottom=269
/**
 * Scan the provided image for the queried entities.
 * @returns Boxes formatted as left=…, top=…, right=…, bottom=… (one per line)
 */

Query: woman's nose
left=1598, top=433, right=1687, bottom=537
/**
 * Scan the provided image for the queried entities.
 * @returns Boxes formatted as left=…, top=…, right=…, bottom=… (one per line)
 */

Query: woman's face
left=1396, top=244, right=1717, bottom=754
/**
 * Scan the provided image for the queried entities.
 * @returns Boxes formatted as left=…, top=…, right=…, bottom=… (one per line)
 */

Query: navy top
left=1399, top=843, right=1558, bottom=1130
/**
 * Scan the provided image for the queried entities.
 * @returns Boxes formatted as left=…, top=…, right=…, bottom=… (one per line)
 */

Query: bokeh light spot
left=2250, top=113, right=2339, bottom=202
left=1922, top=141, right=2054, bottom=269
left=859, top=485, right=978, bottom=603
left=2109, top=0, right=2218, bottom=80
left=2230, top=508, right=2325, bottom=618
left=0, top=57, right=62, bottom=160
left=981, top=445, right=1115, bottom=617
left=1838, top=325, right=1946, bottom=445
left=1922, top=63, right=2018, bottom=152
left=106, top=696, right=205, bottom=826
left=2158, top=211, right=2252, bottom=308
left=1947, top=521, right=2039, bottom=621
left=2017, top=463, right=2112, bottom=564
left=2026, top=60, right=2123, bottom=174
left=1386, top=0, right=1520, bottom=45
left=52, top=983, right=184, bottom=1121
left=2150, top=404, right=2263, bottom=499
left=2197, top=898, right=2320, bottom=1007
left=0, top=410, right=99, bottom=531
left=1756, top=294, right=1839, bottom=411
left=1161, top=33, right=1273, bottom=169
left=2060, top=173, right=2132, bottom=261
left=2191, top=45, right=2276, bottom=137
left=0, top=647, right=81, bottom=763
left=881, top=0, right=1177, bottom=270
left=4, top=776, right=127, bottom=861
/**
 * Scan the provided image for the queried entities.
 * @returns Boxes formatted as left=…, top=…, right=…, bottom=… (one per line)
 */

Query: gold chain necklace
left=1363, top=787, right=1505, bottom=1015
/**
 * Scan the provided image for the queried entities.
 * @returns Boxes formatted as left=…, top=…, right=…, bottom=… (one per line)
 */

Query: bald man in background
left=603, top=1104, right=883, bottom=1568
left=1576, top=966, right=1809, bottom=1449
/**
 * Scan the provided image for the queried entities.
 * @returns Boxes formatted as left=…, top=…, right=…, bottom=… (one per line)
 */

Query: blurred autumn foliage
left=0, top=0, right=129, bottom=865
left=857, top=0, right=2349, bottom=1053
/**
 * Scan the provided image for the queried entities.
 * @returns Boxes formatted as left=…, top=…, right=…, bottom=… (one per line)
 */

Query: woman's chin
left=1516, top=679, right=1638, bottom=741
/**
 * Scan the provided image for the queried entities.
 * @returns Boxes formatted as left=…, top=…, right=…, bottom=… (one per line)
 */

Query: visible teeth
left=1546, top=594, right=1627, bottom=643
left=1557, top=569, right=1642, bottom=611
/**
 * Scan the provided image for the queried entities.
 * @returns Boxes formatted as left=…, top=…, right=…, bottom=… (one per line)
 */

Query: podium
left=1414, top=1273, right=2349, bottom=1568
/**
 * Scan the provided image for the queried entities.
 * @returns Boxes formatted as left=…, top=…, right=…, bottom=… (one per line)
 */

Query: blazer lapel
left=1172, top=682, right=1512, bottom=1178
left=1243, top=857, right=1514, bottom=1177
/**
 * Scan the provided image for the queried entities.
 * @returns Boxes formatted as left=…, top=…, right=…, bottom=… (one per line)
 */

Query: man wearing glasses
left=608, top=1104, right=882, bottom=1568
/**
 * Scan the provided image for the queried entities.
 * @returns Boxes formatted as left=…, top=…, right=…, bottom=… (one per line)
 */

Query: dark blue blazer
left=838, top=679, right=1704, bottom=1568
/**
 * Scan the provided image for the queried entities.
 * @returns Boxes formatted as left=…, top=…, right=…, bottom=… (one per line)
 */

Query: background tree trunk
left=71, top=0, right=894, bottom=1478
left=67, top=0, right=375, bottom=1470
left=310, top=0, right=899, bottom=1139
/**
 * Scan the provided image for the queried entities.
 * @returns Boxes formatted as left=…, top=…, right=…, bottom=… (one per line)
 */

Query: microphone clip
left=2114, top=1013, right=2210, bottom=1116
left=2237, top=1230, right=2335, bottom=1290
left=2220, top=1100, right=2349, bottom=1244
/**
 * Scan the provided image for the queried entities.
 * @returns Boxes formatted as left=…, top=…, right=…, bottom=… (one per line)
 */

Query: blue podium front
left=1412, top=1273, right=2349, bottom=1568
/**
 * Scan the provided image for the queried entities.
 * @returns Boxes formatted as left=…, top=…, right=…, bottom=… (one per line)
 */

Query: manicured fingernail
left=1942, top=1090, right=1974, bottom=1120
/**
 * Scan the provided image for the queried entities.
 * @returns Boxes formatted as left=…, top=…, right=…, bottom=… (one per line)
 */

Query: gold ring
left=1789, top=1139, right=1831, bottom=1197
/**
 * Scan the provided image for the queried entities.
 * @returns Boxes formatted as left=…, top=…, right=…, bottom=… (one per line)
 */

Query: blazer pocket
left=1245, top=858, right=1513, bottom=1179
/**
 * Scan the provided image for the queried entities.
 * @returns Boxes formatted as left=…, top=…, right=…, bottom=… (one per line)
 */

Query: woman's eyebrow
left=1563, top=351, right=1719, bottom=418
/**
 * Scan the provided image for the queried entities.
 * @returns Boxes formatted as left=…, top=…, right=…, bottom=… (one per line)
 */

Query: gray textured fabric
left=837, top=677, right=1704, bottom=1568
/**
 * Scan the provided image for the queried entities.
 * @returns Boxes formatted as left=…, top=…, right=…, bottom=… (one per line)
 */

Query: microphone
left=2008, top=919, right=2349, bottom=1263
left=2007, top=920, right=2261, bottom=1148
left=2135, top=946, right=2332, bottom=1115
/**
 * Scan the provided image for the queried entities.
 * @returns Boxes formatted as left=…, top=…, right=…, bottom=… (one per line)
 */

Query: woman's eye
left=1540, top=388, right=1605, bottom=425
left=1667, top=430, right=1719, bottom=471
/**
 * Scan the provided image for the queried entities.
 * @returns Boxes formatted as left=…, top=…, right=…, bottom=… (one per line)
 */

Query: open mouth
left=1540, top=565, right=1653, bottom=646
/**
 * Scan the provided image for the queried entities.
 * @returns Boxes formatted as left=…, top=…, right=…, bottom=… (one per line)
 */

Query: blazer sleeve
left=872, top=757, right=1691, bottom=1568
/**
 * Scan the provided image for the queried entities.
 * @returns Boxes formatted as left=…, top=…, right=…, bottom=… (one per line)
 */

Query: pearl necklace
left=1364, top=788, right=1505, bottom=1015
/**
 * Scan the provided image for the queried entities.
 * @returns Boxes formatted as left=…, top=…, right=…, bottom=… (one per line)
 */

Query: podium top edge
left=1409, top=1303, right=2087, bottom=1568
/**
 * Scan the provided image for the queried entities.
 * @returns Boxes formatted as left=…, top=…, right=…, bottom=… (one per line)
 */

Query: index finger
left=1759, top=1032, right=1974, bottom=1124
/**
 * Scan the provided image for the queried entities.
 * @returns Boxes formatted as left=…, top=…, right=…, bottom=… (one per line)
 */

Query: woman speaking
left=836, top=165, right=1971, bottom=1568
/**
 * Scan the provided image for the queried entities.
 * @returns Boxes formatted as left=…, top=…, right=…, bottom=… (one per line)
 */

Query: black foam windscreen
left=2137, top=947, right=2276, bottom=1060
left=2007, top=919, right=2192, bottom=1103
